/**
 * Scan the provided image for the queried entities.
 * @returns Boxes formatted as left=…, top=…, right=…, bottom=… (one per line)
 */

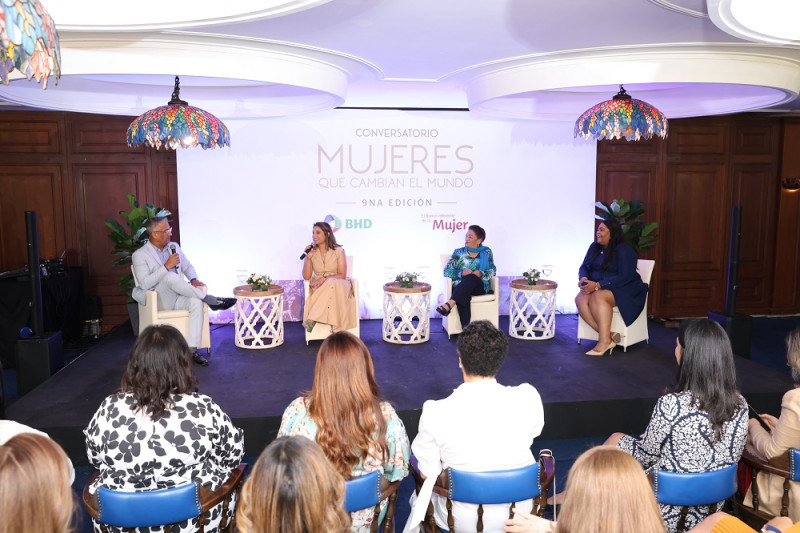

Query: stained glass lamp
left=127, top=76, right=230, bottom=150
left=0, top=0, right=61, bottom=88
left=574, top=86, right=668, bottom=141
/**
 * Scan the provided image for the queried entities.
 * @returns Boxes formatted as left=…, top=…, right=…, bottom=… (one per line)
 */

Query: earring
left=458, top=363, right=463, bottom=369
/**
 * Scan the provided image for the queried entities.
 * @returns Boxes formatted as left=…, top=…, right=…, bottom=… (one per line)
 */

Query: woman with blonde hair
left=279, top=331, right=410, bottom=532
left=504, top=445, right=666, bottom=533
left=0, top=432, right=75, bottom=533
left=237, top=436, right=350, bottom=533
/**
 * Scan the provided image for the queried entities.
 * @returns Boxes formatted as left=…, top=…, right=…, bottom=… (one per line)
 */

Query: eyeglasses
left=152, top=227, right=172, bottom=234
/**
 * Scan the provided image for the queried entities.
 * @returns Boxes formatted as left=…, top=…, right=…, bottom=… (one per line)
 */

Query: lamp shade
left=574, top=86, right=667, bottom=141
left=127, top=76, right=230, bottom=150
left=0, top=0, right=61, bottom=88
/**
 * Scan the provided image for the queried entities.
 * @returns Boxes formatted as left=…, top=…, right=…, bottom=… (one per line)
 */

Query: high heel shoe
left=585, top=340, right=616, bottom=357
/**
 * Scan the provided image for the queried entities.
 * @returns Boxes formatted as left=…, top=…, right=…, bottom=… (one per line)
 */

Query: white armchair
left=131, top=267, right=211, bottom=352
left=440, top=254, right=500, bottom=338
left=577, top=259, right=655, bottom=352
left=303, top=255, right=360, bottom=344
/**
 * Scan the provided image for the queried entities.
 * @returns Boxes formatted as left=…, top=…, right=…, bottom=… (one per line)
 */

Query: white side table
left=234, top=284, right=284, bottom=349
left=509, top=279, right=558, bottom=340
left=382, top=282, right=431, bottom=344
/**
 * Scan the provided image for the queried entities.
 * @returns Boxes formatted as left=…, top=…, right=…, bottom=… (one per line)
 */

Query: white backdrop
left=178, top=109, right=597, bottom=319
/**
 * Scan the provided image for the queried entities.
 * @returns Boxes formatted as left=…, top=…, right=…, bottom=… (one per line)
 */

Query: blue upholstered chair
left=734, top=448, right=800, bottom=528
left=344, top=471, right=400, bottom=533
left=411, top=450, right=555, bottom=533
left=650, top=463, right=738, bottom=533
left=82, top=464, right=247, bottom=533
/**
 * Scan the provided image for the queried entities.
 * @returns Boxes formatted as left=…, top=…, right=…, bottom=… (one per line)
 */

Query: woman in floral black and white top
left=606, top=319, right=748, bottom=533
left=84, top=325, right=244, bottom=533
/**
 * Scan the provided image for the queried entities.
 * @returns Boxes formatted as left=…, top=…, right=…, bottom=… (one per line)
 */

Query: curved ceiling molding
left=47, top=0, right=333, bottom=31
left=708, top=0, right=800, bottom=45
left=460, top=45, right=800, bottom=120
left=647, top=0, right=707, bottom=18
left=0, top=33, right=379, bottom=118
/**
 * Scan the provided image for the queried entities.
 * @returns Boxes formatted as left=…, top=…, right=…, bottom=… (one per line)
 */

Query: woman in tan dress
left=302, top=221, right=357, bottom=333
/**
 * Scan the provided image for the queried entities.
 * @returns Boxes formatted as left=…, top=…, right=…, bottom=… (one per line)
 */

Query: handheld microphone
left=300, top=245, right=313, bottom=260
left=170, top=244, right=179, bottom=271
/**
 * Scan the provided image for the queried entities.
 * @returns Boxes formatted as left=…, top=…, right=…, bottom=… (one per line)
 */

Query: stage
left=4, top=313, right=794, bottom=465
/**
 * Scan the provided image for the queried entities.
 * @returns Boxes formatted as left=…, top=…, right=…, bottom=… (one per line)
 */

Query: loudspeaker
left=15, top=331, right=63, bottom=396
left=708, top=311, right=752, bottom=359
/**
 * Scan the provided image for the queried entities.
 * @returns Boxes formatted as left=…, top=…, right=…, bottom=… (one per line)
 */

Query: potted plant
left=595, top=198, right=658, bottom=251
left=106, top=193, right=171, bottom=334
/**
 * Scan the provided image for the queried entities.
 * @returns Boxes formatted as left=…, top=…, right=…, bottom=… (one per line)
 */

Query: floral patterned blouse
left=84, top=392, right=244, bottom=533
left=617, top=391, right=748, bottom=533
left=443, top=246, right=496, bottom=293
left=278, top=397, right=410, bottom=533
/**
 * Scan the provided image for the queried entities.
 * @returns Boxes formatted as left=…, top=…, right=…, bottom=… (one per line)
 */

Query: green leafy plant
left=395, top=271, right=419, bottom=288
left=105, top=193, right=171, bottom=301
left=522, top=268, right=541, bottom=285
left=595, top=198, right=658, bottom=251
left=247, top=273, right=272, bottom=291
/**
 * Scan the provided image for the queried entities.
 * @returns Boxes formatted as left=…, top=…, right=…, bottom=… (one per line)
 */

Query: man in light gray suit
left=131, top=217, right=234, bottom=365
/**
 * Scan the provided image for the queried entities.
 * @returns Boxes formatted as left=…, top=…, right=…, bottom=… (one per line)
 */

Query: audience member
left=302, top=221, right=357, bottom=333
left=605, top=318, right=748, bottom=532
left=84, top=324, right=244, bottom=533
left=688, top=512, right=794, bottom=533
left=237, top=436, right=350, bottom=533
left=0, top=432, right=76, bottom=533
left=504, top=445, right=665, bottom=533
left=0, top=419, right=74, bottom=482
left=439, top=225, right=497, bottom=327
left=405, top=320, right=544, bottom=533
left=743, top=325, right=800, bottom=521
left=279, top=331, right=409, bottom=532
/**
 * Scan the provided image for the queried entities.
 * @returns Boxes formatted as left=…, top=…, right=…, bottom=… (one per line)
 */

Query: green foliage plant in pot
left=106, top=193, right=171, bottom=332
left=595, top=199, right=658, bottom=251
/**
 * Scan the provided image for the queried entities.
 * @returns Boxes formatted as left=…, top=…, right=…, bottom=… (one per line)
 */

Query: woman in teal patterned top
left=278, top=331, right=410, bottom=533
left=439, top=224, right=497, bottom=327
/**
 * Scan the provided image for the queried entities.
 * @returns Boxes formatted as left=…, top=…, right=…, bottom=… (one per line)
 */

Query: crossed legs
left=575, top=289, right=617, bottom=352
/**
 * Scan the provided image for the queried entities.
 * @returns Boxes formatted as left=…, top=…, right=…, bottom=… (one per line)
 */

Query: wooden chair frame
left=345, top=472, right=401, bottom=533
left=82, top=464, right=247, bottom=533
left=733, top=448, right=799, bottom=530
left=411, top=450, right=555, bottom=533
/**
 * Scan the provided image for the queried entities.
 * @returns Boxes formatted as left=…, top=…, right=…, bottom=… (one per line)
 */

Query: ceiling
left=3, top=0, right=800, bottom=122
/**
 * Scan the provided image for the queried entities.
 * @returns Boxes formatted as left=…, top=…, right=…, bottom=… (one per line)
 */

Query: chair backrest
left=652, top=464, right=737, bottom=506
left=447, top=463, right=542, bottom=504
left=789, top=448, right=800, bottom=481
left=97, top=482, right=202, bottom=528
left=83, top=464, right=247, bottom=533
left=131, top=265, right=139, bottom=286
left=637, top=259, right=655, bottom=285
left=652, top=464, right=737, bottom=533
left=344, top=471, right=399, bottom=533
left=441, top=254, right=450, bottom=270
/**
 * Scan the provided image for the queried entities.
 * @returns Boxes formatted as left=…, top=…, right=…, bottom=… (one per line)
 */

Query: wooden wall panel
left=73, top=164, right=147, bottom=331
left=655, top=162, right=728, bottom=316
left=69, top=117, right=138, bottom=154
left=0, top=119, right=61, bottom=154
left=772, top=120, right=800, bottom=312
left=0, top=166, right=65, bottom=269
left=667, top=122, right=726, bottom=155
left=731, top=164, right=778, bottom=313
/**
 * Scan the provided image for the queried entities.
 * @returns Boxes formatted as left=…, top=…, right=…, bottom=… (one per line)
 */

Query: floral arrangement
left=522, top=268, right=541, bottom=285
left=247, top=273, right=272, bottom=291
left=395, top=271, right=419, bottom=288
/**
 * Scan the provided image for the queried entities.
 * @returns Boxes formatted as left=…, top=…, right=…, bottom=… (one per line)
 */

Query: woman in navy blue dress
left=575, top=220, right=648, bottom=356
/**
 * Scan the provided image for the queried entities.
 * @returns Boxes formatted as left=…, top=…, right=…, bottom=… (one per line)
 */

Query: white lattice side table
left=509, top=279, right=558, bottom=340
left=382, top=282, right=431, bottom=344
left=234, top=284, right=284, bottom=349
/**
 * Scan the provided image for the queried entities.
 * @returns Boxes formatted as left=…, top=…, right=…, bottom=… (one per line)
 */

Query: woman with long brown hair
left=84, top=324, right=244, bottom=533
left=279, top=331, right=410, bottom=532
left=302, top=221, right=357, bottom=333
left=0, top=432, right=76, bottom=533
left=237, top=436, right=350, bottom=533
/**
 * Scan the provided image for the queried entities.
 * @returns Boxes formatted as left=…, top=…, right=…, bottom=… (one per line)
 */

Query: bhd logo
left=324, top=214, right=342, bottom=232
left=325, top=214, right=372, bottom=231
